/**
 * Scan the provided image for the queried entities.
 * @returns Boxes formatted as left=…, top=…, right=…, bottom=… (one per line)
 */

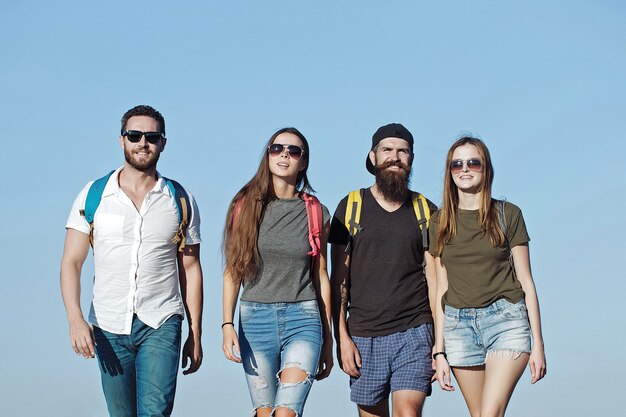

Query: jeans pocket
left=239, top=302, right=257, bottom=322
left=297, top=300, right=320, bottom=318
left=443, top=314, right=459, bottom=332
left=498, top=300, right=528, bottom=321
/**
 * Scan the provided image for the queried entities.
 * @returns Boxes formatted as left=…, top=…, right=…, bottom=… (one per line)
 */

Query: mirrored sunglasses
left=267, top=143, right=305, bottom=160
left=450, top=158, right=482, bottom=174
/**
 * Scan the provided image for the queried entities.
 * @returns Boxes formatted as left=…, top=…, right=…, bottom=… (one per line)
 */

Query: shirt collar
left=102, top=167, right=168, bottom=197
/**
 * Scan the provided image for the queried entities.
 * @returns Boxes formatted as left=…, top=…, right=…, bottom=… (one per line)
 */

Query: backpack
left=79, top=170, right=191, bottom=252
left=232, top=192, right=324, bottom=259
left=495, top=199, right=514, bottom=270
left=343, top=189, right=431, bottom=254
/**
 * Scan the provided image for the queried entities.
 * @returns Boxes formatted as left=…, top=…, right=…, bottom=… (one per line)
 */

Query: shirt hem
left=349, top=316, right=433, bottom=338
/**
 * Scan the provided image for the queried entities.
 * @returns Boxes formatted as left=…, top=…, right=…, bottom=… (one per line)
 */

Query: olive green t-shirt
left=428, top=201, right=530, bottom=309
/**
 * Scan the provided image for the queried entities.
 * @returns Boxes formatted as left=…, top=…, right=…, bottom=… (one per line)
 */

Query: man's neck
left=119, top=164, right=158, bottom=189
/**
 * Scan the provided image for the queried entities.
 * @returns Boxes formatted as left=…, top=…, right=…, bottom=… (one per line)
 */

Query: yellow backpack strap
left=345, top=189, right=363, bottom=236
left=411, top=192, right=431, bottom=250
left=344, top=189, right=364, bottom=252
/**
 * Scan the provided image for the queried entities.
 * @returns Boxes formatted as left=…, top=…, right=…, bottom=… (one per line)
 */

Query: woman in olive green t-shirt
left=430, top=137, right=546, bottom=417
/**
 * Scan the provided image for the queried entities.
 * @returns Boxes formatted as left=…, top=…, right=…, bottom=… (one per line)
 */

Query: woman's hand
left=435, top=355, right=455, bottom=391
left=221, top=324, right=241, bottom=363
left=316, top=338, right=334, bottom=380
left=529, top=343, right=546, bottom=383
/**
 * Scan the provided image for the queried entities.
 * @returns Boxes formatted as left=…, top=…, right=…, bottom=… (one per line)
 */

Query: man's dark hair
left=120, top=105, right=166, bottom=134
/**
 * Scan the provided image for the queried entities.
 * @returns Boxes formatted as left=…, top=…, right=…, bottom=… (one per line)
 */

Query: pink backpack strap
left=301, top=192, right=322, bottom=258
left=231, top=198, right=244, bottom=231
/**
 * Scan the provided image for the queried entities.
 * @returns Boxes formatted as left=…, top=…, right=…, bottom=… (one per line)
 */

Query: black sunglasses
left=122, top=130, right=165, bottom=144
left=450, top=158, right=482, bottom=174
left=267, top=143, right=305, bottom=160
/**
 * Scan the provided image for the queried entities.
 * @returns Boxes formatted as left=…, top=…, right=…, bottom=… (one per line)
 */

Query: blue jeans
left=93, top=314, right=182, bottom=417
left=239, top=300, right=322, bottom=416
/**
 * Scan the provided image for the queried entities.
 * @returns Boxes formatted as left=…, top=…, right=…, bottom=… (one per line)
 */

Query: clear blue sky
left=1, top=1, right=624, bottom=416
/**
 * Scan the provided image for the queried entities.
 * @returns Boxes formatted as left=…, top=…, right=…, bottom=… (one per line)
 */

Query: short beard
left=124, top=146, right=160, bottom=171
left=375, top=160, right=411, bottom=203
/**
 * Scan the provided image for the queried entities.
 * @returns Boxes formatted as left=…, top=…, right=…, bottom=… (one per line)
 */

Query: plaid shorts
left=349, top=323, right=434, bottom=406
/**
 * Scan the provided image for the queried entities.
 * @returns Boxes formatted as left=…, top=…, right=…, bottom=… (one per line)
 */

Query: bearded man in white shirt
left=60, top=105, right=203, bottom=417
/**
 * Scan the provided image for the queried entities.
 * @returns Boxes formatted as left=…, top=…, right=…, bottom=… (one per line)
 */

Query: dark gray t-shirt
left=328, top=189, right=437, bottom=337
left=240, top=198, right=330, bottom=303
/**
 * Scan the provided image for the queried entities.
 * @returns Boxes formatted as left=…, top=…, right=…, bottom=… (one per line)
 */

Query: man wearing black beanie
left=329, top=123, right=437, bottom=417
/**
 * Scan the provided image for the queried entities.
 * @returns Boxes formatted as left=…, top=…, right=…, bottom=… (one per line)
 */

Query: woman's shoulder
left=430, top=208, right=442, bottom=223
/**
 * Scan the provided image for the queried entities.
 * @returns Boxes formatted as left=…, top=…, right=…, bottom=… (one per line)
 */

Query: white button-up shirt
left=66, top=167, right=201, bottom=334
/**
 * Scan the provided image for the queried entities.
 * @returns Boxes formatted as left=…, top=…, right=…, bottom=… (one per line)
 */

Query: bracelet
left=221, top=322, right=234, bottom=329
left=432, top=351, right=447, bottom=360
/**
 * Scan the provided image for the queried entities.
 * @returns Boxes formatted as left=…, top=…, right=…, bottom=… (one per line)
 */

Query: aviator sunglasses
left=267, top=143, right=305, bottom=160
left=122, top=130, right=165, bottom=144
left=450, top=158, right=482, bottom=174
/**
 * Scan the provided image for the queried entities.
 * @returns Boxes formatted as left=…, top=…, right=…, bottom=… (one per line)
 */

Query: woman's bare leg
left=480, top=352, right=529, bottom=417
left=452, top=365, right=486, bottom=417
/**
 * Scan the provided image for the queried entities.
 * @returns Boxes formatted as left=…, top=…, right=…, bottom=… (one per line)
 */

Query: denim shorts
left=239, top=300, right=322, bottom=416
left=444, top=299, right=531, bottom=367
left=349, top=323, right=434, bottom=406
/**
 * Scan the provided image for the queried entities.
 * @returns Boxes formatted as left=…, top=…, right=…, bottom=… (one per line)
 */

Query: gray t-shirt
left=240, top=198, right=330, bottom=303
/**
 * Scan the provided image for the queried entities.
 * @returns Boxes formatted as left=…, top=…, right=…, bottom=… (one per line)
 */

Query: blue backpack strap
left=80, top=170, right=115, bottom=247
left=163, top=177, right=191, bottom=252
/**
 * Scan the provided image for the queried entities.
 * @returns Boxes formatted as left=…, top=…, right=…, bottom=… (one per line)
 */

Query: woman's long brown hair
left=435, top=137, right=505, bottom=256
left=222, top=127, right=314, bottom=284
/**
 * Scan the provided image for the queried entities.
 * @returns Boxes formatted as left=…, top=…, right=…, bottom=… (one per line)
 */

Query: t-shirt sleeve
left=428, top=210, right=441, bottom=257
left=321, top=204, right=331, bottom=227
left=328, top=196, right=350, bottom=245
left=185, top=190, right=202, bottom=245
left=65, top=182, right=92, bottom=235
left=505, top=202, right=530, bottom=248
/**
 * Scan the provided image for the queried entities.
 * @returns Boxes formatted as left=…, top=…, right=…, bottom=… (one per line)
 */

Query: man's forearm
left=179, top=246, right=204, bottom=335
left=183, top=266, right=203, bottom=334
left=60, top=230, right=90, bottom=323
left=61, top=262, right=84, bottom=322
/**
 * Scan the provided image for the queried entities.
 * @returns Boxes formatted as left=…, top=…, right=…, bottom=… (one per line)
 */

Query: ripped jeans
left=239, top=300, right=322, bottom=416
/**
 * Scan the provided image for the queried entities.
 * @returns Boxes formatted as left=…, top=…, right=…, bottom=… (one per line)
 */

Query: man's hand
left=181, top=332, right=203, bottom=375
left=337, top=336, right=361, bottom=377
left=316, top=338, right=334, bottom=380
left=69, top=317, right=95, bottom=359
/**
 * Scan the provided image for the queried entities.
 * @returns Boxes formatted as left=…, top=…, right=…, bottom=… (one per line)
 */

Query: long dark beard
left=375, top=160, right=411, bottom=203
left=124, top=146, right=161, bottom=171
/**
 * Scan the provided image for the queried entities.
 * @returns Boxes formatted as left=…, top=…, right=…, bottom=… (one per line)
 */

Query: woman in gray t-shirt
left=221, top=127, right=333, bottom=417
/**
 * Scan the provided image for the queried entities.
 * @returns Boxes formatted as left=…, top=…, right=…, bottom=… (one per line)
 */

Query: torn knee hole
left=277, top=363, right=310, bottom=384
left=272, top=405, right=298, bottom=417
left=253, top=406, right=273, bottom=417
